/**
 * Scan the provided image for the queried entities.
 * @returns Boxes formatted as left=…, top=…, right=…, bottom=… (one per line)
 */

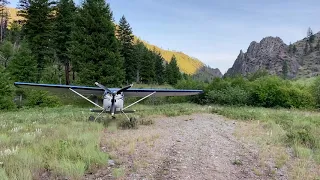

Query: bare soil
left=84, top=113, right=287, bottom=180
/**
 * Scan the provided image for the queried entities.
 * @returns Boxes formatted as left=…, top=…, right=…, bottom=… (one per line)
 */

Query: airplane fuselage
left=103, top=92, right=124, bottom=115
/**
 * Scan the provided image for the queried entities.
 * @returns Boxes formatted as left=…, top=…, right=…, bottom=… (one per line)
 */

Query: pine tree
left=166, top=55, right=181, bottom=85
left=307, top=27, right=313, bottom=38
left=307, top=27, right=315, bottom=43
left=182, top=73, right=191, bottom=80
left=171, top=55, right=181, bottom=84
left=132, top=40, right=147, bottom=83
left=304, top=42, right=308, bottom=55
left=70, top=0, right=124, bottom=86
left=6, top=22, right=22, bottom=47
left=17, top=0, right=56, bottom=82
left=292, top=45, right=297, bottom=53
left=0, top=0, right=9, bottom=42
left=54, top=0, right=76, bottom=85
left=7, top=41, right=37, bottom=82
left=117, top=15, right=135, bottom=83
left=140, top=49, right=155, bottom=84
left=0, top=65, right=15, bottom=110
left=282, top=60, right=288, bottom=79
left=164, top=61, right=170, bottom=84
left=154, top=51, right=165, bottom=84
left=310, top=34, right=315, bottom=44
left=0, top=40, right=14, bottom=67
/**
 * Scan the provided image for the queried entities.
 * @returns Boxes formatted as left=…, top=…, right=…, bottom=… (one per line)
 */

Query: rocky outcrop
left=193, top=66, right=222, bottom=82
left=225, top=36, right=301, bottom=78
left=291, top=32, right=320, bottom=77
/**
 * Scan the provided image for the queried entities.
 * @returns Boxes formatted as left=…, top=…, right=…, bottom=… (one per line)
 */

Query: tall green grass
left=0, top=106, right=108, bottom=179
left=0, top=103, right=208, bottom=179
left=2, top=100, right=319, bottom=178
left=211, top=105, right=320, bottom=163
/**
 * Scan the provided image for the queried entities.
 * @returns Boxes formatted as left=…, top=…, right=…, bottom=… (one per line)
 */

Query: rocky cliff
left=226, top=32, right=320, bottom=78
left=192, top=65, right=222, bottom=82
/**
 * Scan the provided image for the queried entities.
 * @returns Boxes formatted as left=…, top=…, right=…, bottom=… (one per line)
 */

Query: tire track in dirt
left=86, top=113, right=285, bottom=180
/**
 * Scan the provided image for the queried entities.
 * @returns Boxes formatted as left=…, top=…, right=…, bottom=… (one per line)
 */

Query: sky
left=9, top=0, right=320, bottom=74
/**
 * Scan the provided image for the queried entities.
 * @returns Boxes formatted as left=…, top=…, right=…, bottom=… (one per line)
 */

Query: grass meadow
left=211, top=105, right=320, bottom=179
left=0, top=103, right=320, bottom=179
left=0, top=103, right=209, bottom=179
left=0, top=106, right=108, bottom=180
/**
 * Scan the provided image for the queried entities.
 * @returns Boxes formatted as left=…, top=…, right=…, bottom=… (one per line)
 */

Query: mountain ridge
left=225, top=31, right=320, bottom=78
left=134, top=37, right=204, bottom=74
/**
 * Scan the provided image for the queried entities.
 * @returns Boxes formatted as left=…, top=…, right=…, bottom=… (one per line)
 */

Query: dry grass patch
left=234, top=120, right=320, bottom=180
left=100, top=122, right=163, bottom=176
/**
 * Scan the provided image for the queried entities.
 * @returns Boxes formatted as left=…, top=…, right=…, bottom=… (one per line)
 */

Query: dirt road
left=85, top=113, right=286, bottom=180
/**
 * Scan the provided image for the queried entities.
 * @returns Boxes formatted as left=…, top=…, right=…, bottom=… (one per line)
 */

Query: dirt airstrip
left=84, top=113, right=288, bottom=180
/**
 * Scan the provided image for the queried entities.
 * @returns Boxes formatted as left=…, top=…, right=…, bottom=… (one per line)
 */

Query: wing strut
left=69, top=88, right=103, bottom=110
left=123, top=91, right=156, bottom=110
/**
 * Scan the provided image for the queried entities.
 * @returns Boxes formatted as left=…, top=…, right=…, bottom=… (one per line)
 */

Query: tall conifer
left=117, top=15, right=135, bottom=83
left=7, top=41, right=37, bottom=82
left=154, top=51, right=165, bottom=84
left=0, top=40, right=14, bottom=67
left=140, top=49, right=155, bottom=84
left=54, top=0, right=76, bottom=85
left=166, top=55, right=181, bottom=85
left=6, top=22, right=22, bottom=46
left=0, top=0, right=9, bottom=42
left=0, top=66, right=15, bottom=110
left=132, top=40, right=146, bottom=83
left=70, top=0, right=124, bottom=86
left=17, top=0, right=56, bottom=82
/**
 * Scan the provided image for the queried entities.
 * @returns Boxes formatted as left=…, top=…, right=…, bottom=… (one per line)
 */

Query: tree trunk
left=136, top=69, right=140, bottom=83
left=72, top=69, right=75, bottom=82
left=65, top=61, right=70, bottom=85
left=4, top=58, right=7, bottom=68
left=0, top=16, right=3, bottom=42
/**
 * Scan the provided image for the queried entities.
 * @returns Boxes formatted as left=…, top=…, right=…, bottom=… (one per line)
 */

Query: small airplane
left=14, top=82, right=203, bottom=121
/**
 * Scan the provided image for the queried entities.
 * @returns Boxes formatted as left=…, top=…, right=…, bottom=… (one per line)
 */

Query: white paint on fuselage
left=103, top=92, right=124, bottom=112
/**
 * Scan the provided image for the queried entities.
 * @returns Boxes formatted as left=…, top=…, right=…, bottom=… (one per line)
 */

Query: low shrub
left=0, top=66, right=16, bottom=110
left=311, top=76, right=320, bottom=107
left=249, top=76, right=315, bottom=108
left=249, top=76, right=290, bottom=107
left=207, top=86, right=250, bottom=105
left=0, top=97, right=16, bottom=110
left=23, top=90, right=62, bottom=108
left=172, top=74, right=316, bottom=109
left=117, top=118, right=138, bottom=129
left=284, top=86, right=315, bottom=108
left=174, top=79, right=208, bottom=104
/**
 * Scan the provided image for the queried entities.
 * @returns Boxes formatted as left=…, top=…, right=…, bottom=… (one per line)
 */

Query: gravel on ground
left=84, top=113, right=286, bottom=180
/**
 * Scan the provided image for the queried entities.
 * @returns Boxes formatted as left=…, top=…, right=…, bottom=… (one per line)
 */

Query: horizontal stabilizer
left=90, top=109, right=136, bottom=114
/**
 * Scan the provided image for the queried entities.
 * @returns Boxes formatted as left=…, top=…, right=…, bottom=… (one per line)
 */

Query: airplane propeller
left=94, top=82, right=133, bottom=119
left=95, top=82, right=133, bottom=95
left=95, top=82, right=112, bottom=94
left=116, top=84, right=133, bottom=94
